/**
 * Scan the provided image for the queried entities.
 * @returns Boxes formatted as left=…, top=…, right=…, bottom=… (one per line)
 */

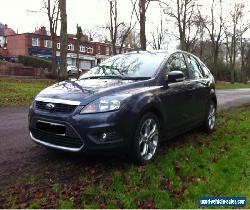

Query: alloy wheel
left=139, top=118, right=159, bottom=161
left=208, top=104, right=216, bottom=130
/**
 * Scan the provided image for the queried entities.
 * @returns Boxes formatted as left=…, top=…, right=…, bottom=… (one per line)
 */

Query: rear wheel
left=131, top=113, right=160, bottom=165
left=204, top=101, right=216, bottom=133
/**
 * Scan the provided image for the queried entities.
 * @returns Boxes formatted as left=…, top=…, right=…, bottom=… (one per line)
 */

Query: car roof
left=124, top=49, right=190, bottom=57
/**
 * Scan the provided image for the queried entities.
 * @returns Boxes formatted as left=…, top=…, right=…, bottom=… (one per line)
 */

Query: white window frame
left=68, top=44, right=74, bottom=51
left=80, top=45, right=85, bottom=53
left=57, top=43, right=60, bottom=49
left=106, top=47, right=110, bottom=55
left=32, top=37, right=40, bottom=47
left=44, top=40, right=52, bottom=48
left=97, top=45, right=101, bottom=54
left=87, top=47, right=93, bottom=54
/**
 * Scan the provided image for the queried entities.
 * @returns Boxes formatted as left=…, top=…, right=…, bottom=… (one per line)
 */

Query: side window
left=166, top=53, right=189, bottom=79
left=200, top=62, right=211, bottom=77
left=186, top=55, right=204, bottom=79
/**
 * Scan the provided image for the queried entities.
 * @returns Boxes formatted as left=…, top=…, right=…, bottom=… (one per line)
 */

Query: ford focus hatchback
left=29, top=50, right=217, bottom=165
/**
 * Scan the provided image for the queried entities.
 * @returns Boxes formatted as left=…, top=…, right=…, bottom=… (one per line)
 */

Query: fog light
left=100, top=133, right=107, bottom=142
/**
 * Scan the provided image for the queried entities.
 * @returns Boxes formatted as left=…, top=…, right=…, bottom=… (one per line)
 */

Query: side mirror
left=167, top=71, right=185, bottom=83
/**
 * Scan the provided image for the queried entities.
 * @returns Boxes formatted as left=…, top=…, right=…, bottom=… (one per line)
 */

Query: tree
left=117, top=8, right=137, bottom=53
left=59, top=0, right=68, bottom=80
left=224, top=2, right=248, bottom=83
left=246, top=43, right=250, bottom=81
left=131, top=0, right=152, bottom=50
left=43, top=0, right=60, bottom=78
left=150, top=17, right=169, bottom=50
left=193, top=11, right=206, bottom=60
left=201, top=0, right=225, bottom=79
left=107, top=0, right=136, bottom=55
left=126, top=29, right=141, bottom=50
left=161, top=0, right=198, bottom=52
left=76, top=24, right=83, bottom=76
left=83, top=26, right=107, bottom=42
left=139, top=0, right=147, bottom=50
left=108, top=0, right=119, bottom=55
left=240, top=37, right=249, bottom=84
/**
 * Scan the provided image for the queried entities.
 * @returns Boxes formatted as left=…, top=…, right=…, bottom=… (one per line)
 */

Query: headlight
left=80, top=95, right=130, bottom=114
left=30, top=100, right=35, bottom=109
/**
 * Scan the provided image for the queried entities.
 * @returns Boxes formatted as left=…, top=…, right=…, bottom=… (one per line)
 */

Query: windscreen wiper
left=80, top=75, right=123, bottom=80
left=121, top=76, right=151, bottom=80
left=80, top=75, right=151, bottom=81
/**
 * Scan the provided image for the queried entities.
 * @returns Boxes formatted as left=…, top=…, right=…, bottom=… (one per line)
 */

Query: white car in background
left=67, top=65, right=81, bottom=74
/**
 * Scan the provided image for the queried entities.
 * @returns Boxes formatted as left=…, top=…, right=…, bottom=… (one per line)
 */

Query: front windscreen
left=80, top=52, right=167, bottom=79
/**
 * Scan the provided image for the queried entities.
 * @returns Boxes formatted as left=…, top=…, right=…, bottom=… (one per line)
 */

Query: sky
left=1, top=0, right=249, bottom=49
left=0, top=0, right=162, bottom=34
left=0, top=0, right=173, bottom=48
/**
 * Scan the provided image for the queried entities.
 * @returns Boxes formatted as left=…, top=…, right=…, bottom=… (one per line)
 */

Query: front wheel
left=131, top=113, right=160, bottom=165
left=204, top=101, right=216, bottom=133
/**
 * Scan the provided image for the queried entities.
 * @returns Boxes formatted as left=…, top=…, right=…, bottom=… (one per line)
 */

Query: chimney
left=35, top=26, right=47, bottom=35
left=40, top=26, right=47, bottom=35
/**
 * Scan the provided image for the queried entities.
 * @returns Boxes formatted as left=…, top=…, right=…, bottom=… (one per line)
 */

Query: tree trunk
left=59, top=0, right=68, bottom=80
left=112, top=41, right=117, bottom=55
left=213, top=47, right=219, bottom=81
left=139, top=0, right=146, bottom=50
left=51, top=34, right=57, bottom=78
left=230, top=68, right=235, bottom=84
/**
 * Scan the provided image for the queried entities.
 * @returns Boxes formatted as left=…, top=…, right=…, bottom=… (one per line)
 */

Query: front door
left=159, top=53, right=194, bottom=134
left=184, top=54, right=210, bottom=121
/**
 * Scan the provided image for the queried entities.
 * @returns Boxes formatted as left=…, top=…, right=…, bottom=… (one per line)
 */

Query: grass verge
left=0, top=107, right=249, bottom=208
left=0, top=79, right=54, bottom=107
left=216, top=82, right=250, bottom=90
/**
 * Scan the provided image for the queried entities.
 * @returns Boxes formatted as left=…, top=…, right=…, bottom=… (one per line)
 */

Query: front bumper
left=29, top=106, right=135, bottom=153
left=30, top=131, right=84, bottom=152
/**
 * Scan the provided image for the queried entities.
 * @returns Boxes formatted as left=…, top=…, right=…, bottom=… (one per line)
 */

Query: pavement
left=0, top=88, right=249, bottom=183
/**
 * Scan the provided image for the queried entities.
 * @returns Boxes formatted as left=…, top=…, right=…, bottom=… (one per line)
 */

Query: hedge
left=18, top=55, right=52, bottom=69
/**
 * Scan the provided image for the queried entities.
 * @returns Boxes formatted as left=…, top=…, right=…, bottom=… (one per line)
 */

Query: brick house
left=0, top=23, right=16, bottom=49
left=0, top=25, right=5, bottom=48
left=7, top=27, right=130, bottom=70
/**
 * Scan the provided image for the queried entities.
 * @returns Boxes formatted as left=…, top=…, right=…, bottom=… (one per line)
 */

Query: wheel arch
left=139, top=105, right=164, bottom=132
left=210, top=89, right=217, bottom=109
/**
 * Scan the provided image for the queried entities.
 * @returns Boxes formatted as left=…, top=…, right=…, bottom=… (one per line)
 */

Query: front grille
left=31, top=128, right=83, bottom=149
left=36, top=101, right=77, bottom=113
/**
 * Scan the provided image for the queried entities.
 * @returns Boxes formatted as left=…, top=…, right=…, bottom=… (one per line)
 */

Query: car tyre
left=68, top=70, right=71, bottom=75
left=131, top=113, right=160, bottom=165
left=204, top=101, right=216, bottom=133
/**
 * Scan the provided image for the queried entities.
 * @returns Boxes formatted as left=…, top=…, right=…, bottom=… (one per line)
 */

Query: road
left=0, top=88, right=250, bottom=183
left=216, top=88, right=250, bottom=110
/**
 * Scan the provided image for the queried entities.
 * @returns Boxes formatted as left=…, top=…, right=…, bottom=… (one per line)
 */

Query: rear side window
left=200, top=62, right=211, bottom=77
left=166, top=53, right=189, bottom=79
left=186, top=55, right=204, bottom=79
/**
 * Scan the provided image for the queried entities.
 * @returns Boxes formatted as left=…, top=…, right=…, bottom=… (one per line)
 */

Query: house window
left=87, top=47, right=93, bottom=54
left=57, top=43, right=60, bottom=49
left=106, top=47, right=110, bottom=55
left=97, top=45, right=101, bottom=54
left=68, top=44, right=74, bottom=51
left=32, top=37, right=40, bottom=47
left=80, top=45, right=85, bottom=53
left=44, top=40, right=52, bottom=48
